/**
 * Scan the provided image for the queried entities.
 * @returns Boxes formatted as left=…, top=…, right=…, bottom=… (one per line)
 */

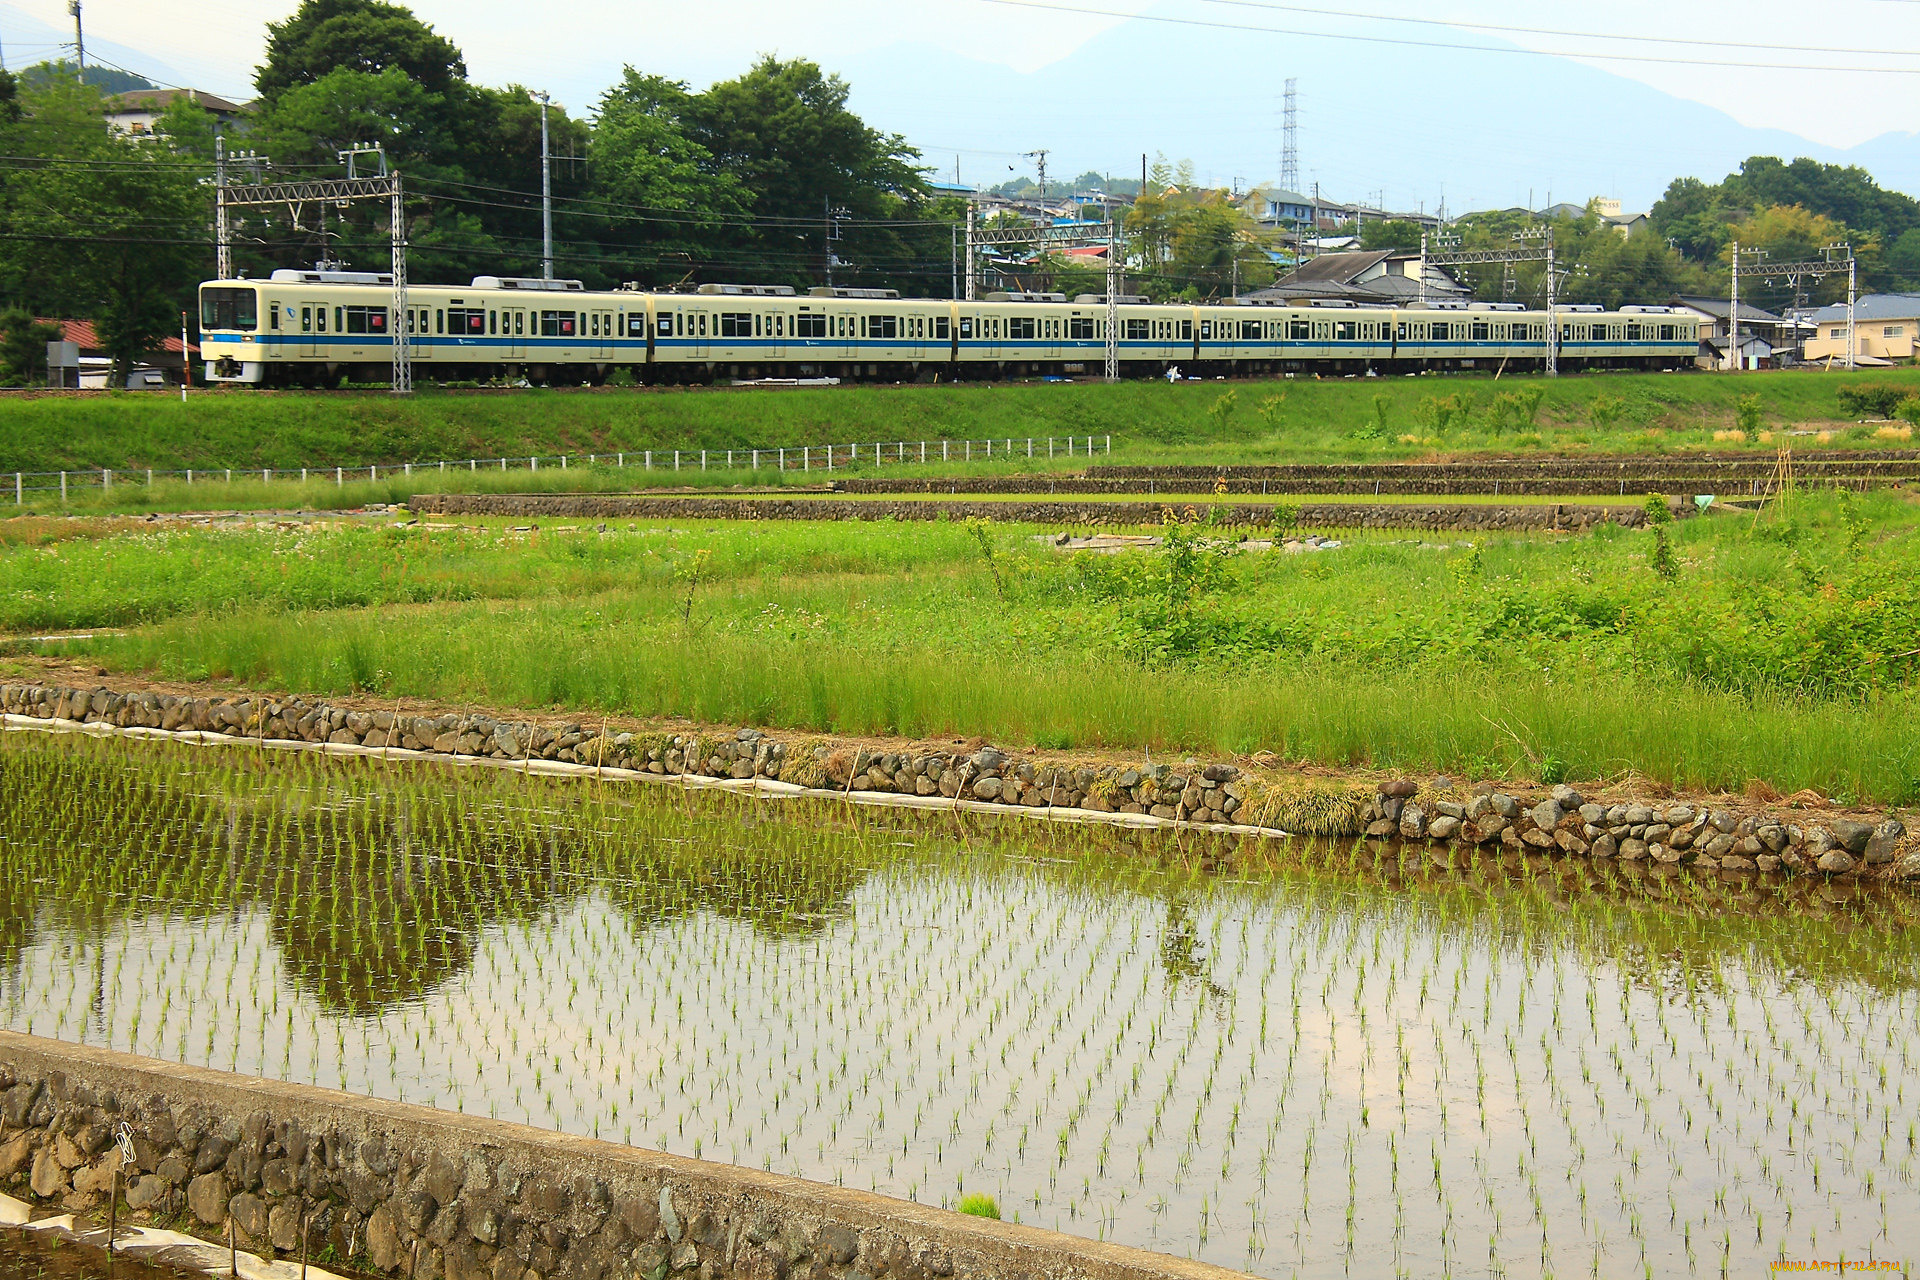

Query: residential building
left=1804, top=294, right=1920, bottom=365
left=103, top=88, right=248, bottom=136
left=41, top=319, right=197, bottom=388
left=1246, top=249, right=1470, bottom=305
left=1671, top=296, right=1798, bottom=369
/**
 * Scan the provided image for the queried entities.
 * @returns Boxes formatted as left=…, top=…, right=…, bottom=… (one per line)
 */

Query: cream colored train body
left=198, top=271, right=1700, bottom=386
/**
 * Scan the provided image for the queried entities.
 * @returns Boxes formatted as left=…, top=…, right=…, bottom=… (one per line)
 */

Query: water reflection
left=3, top=734, right=1917, bottom=1278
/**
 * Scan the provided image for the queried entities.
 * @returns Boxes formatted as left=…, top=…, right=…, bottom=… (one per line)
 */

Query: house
left=103, top=88, right=248, bottom=136
left=1671, top=296, right=1796, bottom=369
left=1246, top=249, right=1470, bottom=305
left=1803, top=294, right=1920, bottom=365
left=1240, top=186, right=1441, bottom=236
left=42, top=319, right=197, bottom=388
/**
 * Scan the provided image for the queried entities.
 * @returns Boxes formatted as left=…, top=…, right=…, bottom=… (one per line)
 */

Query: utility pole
left=1025, top=149, right=1050, bottom=199
left=825, top=203, right=849, bottom=287
left=214, top=132, right=230, bottom=279
left=1728, top=238, right=1741, bottom=372
left=538, top=92, right=553, bottom=281
left=68, top=0, right=83, bottom=84
left=1280, top=78, right=1299, bottom=195
left=1105, top=218, right=1120, bottom=383
left=1847, top=251, right=1857, bottom=371
left=1310, top=181, right=1320, bottom=259
left=950, top=223, right=958, bottom=301
left=964, top=203, right=977, bottom=301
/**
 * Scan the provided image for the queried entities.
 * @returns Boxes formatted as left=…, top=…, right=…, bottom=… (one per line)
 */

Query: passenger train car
left=198, top=270, right=1699, bottom=386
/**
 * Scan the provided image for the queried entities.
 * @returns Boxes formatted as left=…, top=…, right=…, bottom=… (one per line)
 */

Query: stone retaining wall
left=0, top=1033, right=1234, bottom=1280
left=408, top=494, right=1668, bottom=531
left=2, top=681, right=1911, bottom=882
left=1085, top=452, right=1920, bottom=482
left=833, top=476, right=1860, bottom=498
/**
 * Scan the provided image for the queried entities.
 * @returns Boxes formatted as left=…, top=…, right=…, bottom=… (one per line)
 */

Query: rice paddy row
left=3, top=732, right=1917, bottom=1276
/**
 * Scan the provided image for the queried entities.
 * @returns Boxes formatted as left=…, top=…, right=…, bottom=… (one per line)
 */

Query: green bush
left=1837, top=384, right=1911, bottom=418
left=1735, top=394, right=1763, bottom=435
left=1643, top=493, right=1673, bottom=525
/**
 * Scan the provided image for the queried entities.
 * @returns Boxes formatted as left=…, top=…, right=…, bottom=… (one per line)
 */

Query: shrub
left=1735, top=394, right=1763, bottom=435
left=1589, top=395, right=1625, bottom=429
left=957, top=1193, right=1001, bottom=1220
left=1650, top=526, right=1678, bottom=581
left=1257, top=392, right=1287, bottom=430
left=1643, top=493, right=1673, bottom=525
left=1895, top=395, right=1920, bottom=428
left=1836, top=384, right=1910, bottom=419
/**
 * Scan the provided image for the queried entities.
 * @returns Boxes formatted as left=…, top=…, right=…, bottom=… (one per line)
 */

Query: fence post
left=1105, top=435, right=1111, bottom=454
left=263, top=469, right=270, bottom=484
left=727, top=450, right=733, bottom=468
left=674, top=451, right=680, bottom=471
left=752, top=450, right=759, bottom=470
left=561, top=455, right=567, bottom=470
left=701, top=450, right=707, bottom=471
left=965, top=441, right=970, bottom=461
left=531, top=456, right=538, bottom=472
left=14, top=473, right=20, bottom=505
left=103, top=468, right=111, bottom=493
left=405, top=462, right=412, bottom=478
left=618, top=453, right=625, bottom=468
left=188, top=469, right=194, bottom=485
left=225, top=468, right=232, bottom=484
left=1067, top=437, right=1073, bottom=457
left=147, top=468, right=153, bottom=487
left=301, top=468, right=307, bottom=483
left=370, top=464, right=377, bottom=482
left=645, top=451, right=651, bottom=470
left=1026, top=438, right=1032, bottom=458
left=60, top=472, right=67, bottom=503
left=986, top=440, right=992, bottom=459
left=943, top=441, right=948, bottom=462
left=1049, top=437, right=1054, bottom=459
left=803, top=447, right=809, bottom=472
left=920, top=441, right=926, bottom=463
left=336, top=467, right=343, bottom=486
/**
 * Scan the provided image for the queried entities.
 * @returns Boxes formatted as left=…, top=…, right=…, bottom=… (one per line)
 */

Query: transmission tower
left=1280, top=79, right=1299, bottom=194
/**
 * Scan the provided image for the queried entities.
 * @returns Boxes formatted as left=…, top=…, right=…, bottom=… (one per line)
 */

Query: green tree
left=678, top=57, right=927, bottom=288
left=0, top=69, right=18, bottom=123
left=0, top=311, right=63, bottom=386
left=0, top=79, right=206, bottom=381
left=255, top=0, right=466, bottom=99
left=1358, top=219, right=1425, bottom=251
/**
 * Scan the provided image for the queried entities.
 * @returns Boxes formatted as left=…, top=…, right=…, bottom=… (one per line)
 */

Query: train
left=197, top=270, right=1701, bottom=386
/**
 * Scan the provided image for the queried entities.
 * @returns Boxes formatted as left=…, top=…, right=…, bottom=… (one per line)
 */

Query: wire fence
left=7, top=435, right=1115, bottom=503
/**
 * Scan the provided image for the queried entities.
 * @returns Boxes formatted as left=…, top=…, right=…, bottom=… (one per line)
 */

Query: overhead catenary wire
left=966, top=0, right=1920, bottom=73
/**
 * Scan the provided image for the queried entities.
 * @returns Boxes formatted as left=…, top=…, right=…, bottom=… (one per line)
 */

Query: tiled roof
left=41, top=319, right=197, bottom=356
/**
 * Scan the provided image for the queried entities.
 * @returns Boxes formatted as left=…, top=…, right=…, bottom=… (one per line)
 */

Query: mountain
left=0, top=3, right=204, bottom=97
left=828, top=6, right=1920, bottom=212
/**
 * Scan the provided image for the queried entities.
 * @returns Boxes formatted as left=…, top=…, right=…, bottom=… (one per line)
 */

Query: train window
left=344, top=306, right=388, bottom=335
left=960, top=317, right=975, bottom=339
left=794, top=314, right=825, bottom=338
left=334, top=307, right=344, bottom=332
left=301, top=307, right=312, bottom=333
left=934, top=317, right=951, bottom=340
left=1068, top=317, right=1094, bottom=340
left=1005, top=317, right=1033, bottom=340
left=870, top=315, right=899, bottom=340
left=535, top=310, right=572, bottom=337
left=1125, top=318, right=1150, bottom=341
left=1180, top=321, right=1192, bottom=341
left=1430, top=321, right=1450, bottom=342
left=720, top=313, right=752, bottom=339
left=200, top=287, right=257, bottom=331
left=1470, top=322, right=1489, bottom=341
left=1288, top=319, right=1310, bottom=340
left=1626, top=323, right=1642, bottom=341
left=267, top=302, right=280, bottom=331
left=1335, top=321, right=1357, bottom=341
left=316, top=309, right=327, bottom=333
left=1658, top=324, right=1675, bottom=341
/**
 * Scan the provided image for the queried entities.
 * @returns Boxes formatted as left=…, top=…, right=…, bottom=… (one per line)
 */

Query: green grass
left=3, top=366, right=1918, bottom=476
left=14, top=488, right=1917, bottom=804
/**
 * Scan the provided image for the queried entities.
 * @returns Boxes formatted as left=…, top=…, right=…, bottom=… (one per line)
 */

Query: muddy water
left=2, top=733, right=1916, bottom=1276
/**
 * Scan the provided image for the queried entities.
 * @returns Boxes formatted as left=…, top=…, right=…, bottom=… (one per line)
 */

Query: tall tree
left=0, top=78, right=205, bottom=379
left=255, top=0, right=466, bottom=99
left=678, top=57, right=926, bottom=285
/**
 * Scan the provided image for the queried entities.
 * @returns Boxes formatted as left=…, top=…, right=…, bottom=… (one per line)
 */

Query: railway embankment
left=3, top=681, right=1912, bottom=882
left=0, top=1032, right=1236, bottom=1280
left=407, top=492, right=1678, bottom=530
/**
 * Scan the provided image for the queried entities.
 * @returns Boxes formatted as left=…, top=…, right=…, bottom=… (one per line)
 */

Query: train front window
left=201, top=287, right=258, bottom=331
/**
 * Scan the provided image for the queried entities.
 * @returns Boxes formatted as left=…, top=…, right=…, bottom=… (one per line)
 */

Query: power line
left=967, top=0, right=1920, bottom=73
left=1197, top=0, right=1920, bottom=59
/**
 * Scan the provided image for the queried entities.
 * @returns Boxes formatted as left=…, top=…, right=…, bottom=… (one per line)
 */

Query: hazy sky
left=4, top=0, right=1917, bottom=151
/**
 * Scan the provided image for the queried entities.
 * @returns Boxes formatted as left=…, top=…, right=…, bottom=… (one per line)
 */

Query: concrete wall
left=0, top=1033, right=1236, bottom=1280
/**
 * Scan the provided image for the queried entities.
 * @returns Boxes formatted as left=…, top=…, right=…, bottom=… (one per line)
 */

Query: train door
left=691, top=310, right=710, bottom=359
left=504, top=309, right=525, bottom=360
left=768, top=310, right=786, bottom=360
left=300, top=301, right=324, bottom=357
left=982, top=314, right=1001, bottom=360
left=596, top=310, right=615, bottom=360
left=410, top=307, right=433, bottom=362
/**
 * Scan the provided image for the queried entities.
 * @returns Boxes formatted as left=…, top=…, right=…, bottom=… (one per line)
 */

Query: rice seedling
left=0, top=732, right=1915, bottom=1276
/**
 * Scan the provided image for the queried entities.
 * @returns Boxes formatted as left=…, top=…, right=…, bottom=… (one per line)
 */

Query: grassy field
left=7, top=487, right=1916, bottom=804
left=3, top=367, right=1918, bottom=475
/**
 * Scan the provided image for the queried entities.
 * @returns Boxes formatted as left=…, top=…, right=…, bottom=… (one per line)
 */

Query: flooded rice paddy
left=2, top=733, right=1916, bottom=1276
